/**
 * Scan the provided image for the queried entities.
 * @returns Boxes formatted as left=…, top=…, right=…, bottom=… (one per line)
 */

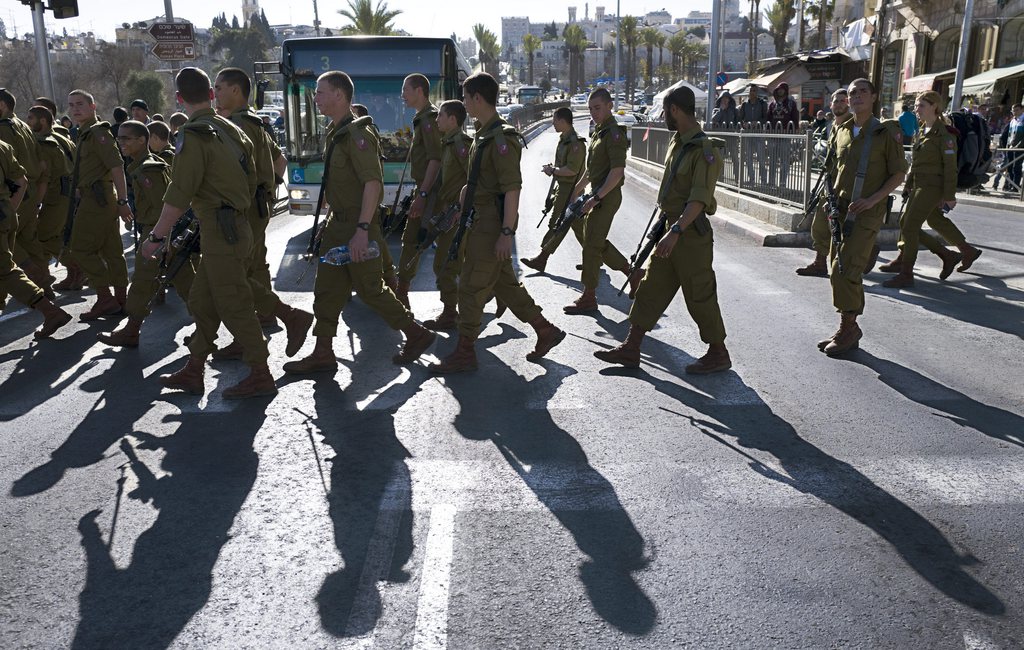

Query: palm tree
left=563, top=24, right=588, bottom=92
left=655, top=32, right=667, bottom=70
left=472, top=24, right=500, bottom=77
left=806, top=0, right=834, bottom=49
left=522, top=33, right=542, bottom=85
left=681, top=41, right=708, bottom=84
left=338, top=0, right=401, bottom=35
left=748, top=0, right=763, bottom=74
left=641, top=27, right=660, bottom=89
left=667, top=33, right=687, bottom=79
left=619, top=16, right=639, bottom=104
left=766, top=0, right=796, bottom=57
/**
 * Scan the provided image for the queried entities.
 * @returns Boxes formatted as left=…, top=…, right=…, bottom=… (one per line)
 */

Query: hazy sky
left=4, top=0, right=715, bottom=42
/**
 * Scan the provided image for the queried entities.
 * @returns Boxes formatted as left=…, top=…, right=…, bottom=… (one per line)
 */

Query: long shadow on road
left=439, top=323, right=657, bottom=636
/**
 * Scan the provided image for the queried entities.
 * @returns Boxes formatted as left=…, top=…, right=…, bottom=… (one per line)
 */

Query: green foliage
left=338, top=0, right=402, bottom=36
left=125, top=71, right=165, bottom=115
left=688, top=26, right=707, bottom=39
left=766, top=0, right=796, bottom=57
left=210, top=25, right=272, bottom=71
left=522, top=34, right=542, bottom=85
left=543, top=22, right=559, bottom=40
left=472, top=24, right=499, bottom=77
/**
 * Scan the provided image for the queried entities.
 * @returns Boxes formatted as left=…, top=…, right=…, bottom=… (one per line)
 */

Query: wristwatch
left=418, top=190, right=429, bottom=198
left=147, top=232, right=165, bottom=243
left=117, top=198, right=129, bottom=206
left=500, top=226, right=515, bottom=236
left=356, top=222, right=370, bottom=231
left=670, top=223, right=683, bottom=234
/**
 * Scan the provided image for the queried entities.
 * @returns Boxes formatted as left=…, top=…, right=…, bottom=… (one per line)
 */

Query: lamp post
left=30, top=1, right=56, bottom=100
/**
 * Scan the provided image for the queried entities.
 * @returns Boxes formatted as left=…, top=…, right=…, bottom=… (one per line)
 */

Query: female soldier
left=882, top=90, right=982, bottom=288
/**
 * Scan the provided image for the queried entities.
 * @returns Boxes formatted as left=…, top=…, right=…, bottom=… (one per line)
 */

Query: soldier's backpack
left=947, top=110, right=992, bottom=189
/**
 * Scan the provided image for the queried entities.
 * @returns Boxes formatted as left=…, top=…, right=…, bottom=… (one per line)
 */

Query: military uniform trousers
left=187, top=215, right=268, bottom=364
left=124, top=223, right=195, bottom=320
left=70, top=188, right=129, bottom=289
left=0, top=208, right=43, bottom=306
left=37, top=198, right=69, bottom=261
left=540, top=181, right=585, bottom=255
left=580, top=188, right=629, bottom=289
left=457, top=203, right=543, bottom=339
left=433, top=223, right=466, bottom=308
left=12, top=198, right=45, bottom=268
left=829, top=205, right=884, bottom=314
left=810, top=203, right=831, bottom=257
left=397, top=186, right=439, bottom=284
left=629, top=222, right=726, bottom=344
left=898, top=184, right=966, bottom=268
left=244, top=205, right=281, bottom=316
left=312, top=214, right=413, bottom=338
left=376, top=227, right=397, bottom=282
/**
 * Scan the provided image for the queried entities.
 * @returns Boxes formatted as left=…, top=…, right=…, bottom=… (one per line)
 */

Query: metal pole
left=313, top=0, right=322, bottom=37
left=614, top=0, right=620, bottom=111
left=164, top=0, right=174, bottom=21
left=950, top=0, right=975, bottom=111
left=31, top=1, right=55, bottom=100
left=706, top=0, right=723, bottom=125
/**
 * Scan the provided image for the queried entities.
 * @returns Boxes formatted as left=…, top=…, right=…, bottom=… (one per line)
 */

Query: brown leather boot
left=563, top=288, right=598, bottom=315
left=935, top=248, right=962, bottom=280
left=80, top=287, right=123, bottom=322
left=212, top=340, right=245, bottom=361
left=159, top=355, right=206, bottom=395
left=396, top=280, right=411, bottom=309
left=428, top=335, right=478, bottom=374
left=625, top=268, right=644, bottom=298
left=282, top=338, right=338, bottom=375
left=423, top=305, right=458, bottom=331
left=97, top=316, right=143, bottom=347
left=393, top=321, right=436, bottom=364
left=882, top=269, right=915, bottom=288
left=223, top=364, right=278, bottom=399
left=594, top=324, right=645, bottom=368
left=526, top=316, right=565, bottom=361
left=493, top=296, right=507, bottom=318
left=114, top=285, right=127, bottom=310
left=823, top=313, right=862, bottom=357
left=957, top=245, right=982, bottom=272
left=276, top=303, right=315, bottom=357
left=258, top=312, right=277, bottom=327
left=863, top=245, right=881, bottom=274
left=795, top=252, right=829, bottom=277
left=878, top=252, right=904, bottom=273
left=521, top=251, right=549, bottom=273
left=54, top=264, right=82, bottom=291
left=685, top=343, right=732, bottom=374
left=22, top=260, right=55, bottom=299
left=32, top=298, right=72, bottom=340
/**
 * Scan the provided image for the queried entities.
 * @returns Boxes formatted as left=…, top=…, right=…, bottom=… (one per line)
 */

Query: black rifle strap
left=462, top=120, right=502, bottom=213
left=657, top=133, right=707, bottom=207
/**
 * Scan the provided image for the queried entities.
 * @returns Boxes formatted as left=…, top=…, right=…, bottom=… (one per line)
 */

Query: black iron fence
left=507, top=101, right=569, bottom=130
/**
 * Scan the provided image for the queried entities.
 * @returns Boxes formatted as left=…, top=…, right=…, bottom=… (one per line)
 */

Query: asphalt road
left=1, top=116, right=1022, bottom=649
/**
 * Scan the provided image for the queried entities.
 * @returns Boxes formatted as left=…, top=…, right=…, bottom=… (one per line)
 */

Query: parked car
left=256, top=108, right=281, bottom=122
left=571, top=94, right=588, bottom=109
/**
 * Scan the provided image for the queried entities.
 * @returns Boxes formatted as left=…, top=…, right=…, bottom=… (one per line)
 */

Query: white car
left=571, top=94, right=588, bottom=109
left=614, top=112, right=637, bottom=128
left=256, top=108, right=281, bottom=122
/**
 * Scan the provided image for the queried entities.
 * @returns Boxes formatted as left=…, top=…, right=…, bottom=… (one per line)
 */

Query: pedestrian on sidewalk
left=767, top=83, right=801, bottom=190
left=740, top=86, right=769, bottom=185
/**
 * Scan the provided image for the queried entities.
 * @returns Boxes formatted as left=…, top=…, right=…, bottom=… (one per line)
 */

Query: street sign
left=148, top=22, right=194, bottom=42
left=152, top=42, right=196, bottom=61
left=716, top=71, right=728, bottom=87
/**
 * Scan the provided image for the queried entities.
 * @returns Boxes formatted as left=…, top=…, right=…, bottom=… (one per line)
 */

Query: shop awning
left=960, top=61, right=1024, bottom=96
left=903, top=68, right=955, bottom=94
left=749, top=63, right=812, bottom=91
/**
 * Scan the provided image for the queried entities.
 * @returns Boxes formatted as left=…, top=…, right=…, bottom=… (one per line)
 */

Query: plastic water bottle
left=320, top=240, right=381, bottom=266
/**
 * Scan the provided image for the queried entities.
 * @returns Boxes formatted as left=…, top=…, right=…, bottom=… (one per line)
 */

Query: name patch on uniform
left=945, top=138, right=956, bottom=154
left=355, top=137, right=368, bottom=150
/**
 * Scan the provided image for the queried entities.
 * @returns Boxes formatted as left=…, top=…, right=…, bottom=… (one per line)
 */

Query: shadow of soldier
left=598, top=338, right=1006, bottom=617
left=71, top=400, right=269, bottom=649
left=311, top=313, right=425, bottom=638
left=438, top=323, right=657, bottom=636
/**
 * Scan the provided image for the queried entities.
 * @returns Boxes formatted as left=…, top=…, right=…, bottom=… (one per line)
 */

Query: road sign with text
left=152, top=42, right=196, bottom=61
left=149, top=22, right=194, bottom=42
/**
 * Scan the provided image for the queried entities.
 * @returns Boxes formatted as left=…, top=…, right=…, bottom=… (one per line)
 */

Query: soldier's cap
left=130, top=99, right=149, bottom=111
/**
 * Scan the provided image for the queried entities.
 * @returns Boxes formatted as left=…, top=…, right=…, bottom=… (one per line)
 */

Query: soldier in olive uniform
left=428, top=72, right=564, bottom=374
left=283, top=71, right=436, bottom=375
left=97, top=121, right=195, bottom=347
left=796, top=88, right=851, bottom=277
left=147, top=121, right=175, bottom=165
left=565, top=87, right=637, bottom=314
left=25, top=106, right=73, bottom=278
left=395, top=74, right=443, bottom=309
left=881, top=90, right=982, bottom=288
left=419, top=99, right=473, bottom=331
left=0, top=89, right=50, bottom=295
left=520, top=106, right=587, bottom=273
left=351, top=102, right=399, bottom=291
left=211, top=68, right=314, bottom=359
left=65, top=89, right=133, bottom=320
left=595, top=85, right=731, bottom=374
left=818, top=79, right=907, bottom=356
left=139, top=67, right=275, bottom=399
left=0, top=138, right=71, bottom=338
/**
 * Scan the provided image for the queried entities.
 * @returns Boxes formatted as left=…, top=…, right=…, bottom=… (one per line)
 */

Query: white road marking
left=412, top=503, right=457, bottom=650
left=963, top=628, right=1002, bottom=649
left=0, top=307, right=30, bottom=323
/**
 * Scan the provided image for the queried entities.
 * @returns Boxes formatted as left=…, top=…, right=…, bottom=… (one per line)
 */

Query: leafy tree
left=668, top=33, right=688, bottom=78
left=522, top=34, right=542, bottom=85
left=231, top=15, right=240, bottom=30
left=93, top=43, right=144, bottom=106
left=618, top=16, right=639, bottom=104
left=338, top=0, right=402, bottom=36
left=806, top=0, right=834, bottom=49
left=125, top=71, right=165, bottom=115
left=211, top=25, right=271, bottom=71
left=563, top=24, right=588, bottom=92
left=766, top=0, right=796, bottom=57
left=539, top=77, right=552, bottom=93
left=641, top=27, right=660, bottom=88
left=544, top=22, right=559, bottom=40
left=687, top=26, right=707, bottom=40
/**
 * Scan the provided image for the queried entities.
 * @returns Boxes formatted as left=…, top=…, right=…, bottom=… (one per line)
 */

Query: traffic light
left=48, top=0, right=79, bottom=19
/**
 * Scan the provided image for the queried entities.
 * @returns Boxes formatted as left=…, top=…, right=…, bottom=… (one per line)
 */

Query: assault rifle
left=536, top=174, right=558, bottom=228
left=619, top=207, right=667, bottom=297
left=552, top=192, right=596, bottom=234
left=382, top=191, right=413, bottom=236
left=823, top=168, right=845, bottom=275
left=405, top=202, right=461, bottom=269
left=147, top=211, right=200, bottom=310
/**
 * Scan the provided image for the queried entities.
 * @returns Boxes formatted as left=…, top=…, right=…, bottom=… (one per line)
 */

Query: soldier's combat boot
left=80, top=287, right=123, bottom=322
left=428, top=335, right=478, bottom=374
left=393, top=321, right=436, bottom=364
left=563, top=288, right=598, bottom=315
left=54, top=264, right=82, bottom=291
left=957, top=244, right=982, bottom=272
left=212, top=340, right=245, bottom=361
left=32, top=297, right=72, bottom=340
left=22, top=260, right=55, bottom=299
left=795, top=252, right=829, bottom=277
left=863, top=245, right=881, bottom=274
left=276, top=303, right=315, bottom=357
left=685, top=343, right=732, bottom=374
left=882, top=267, right=915, bottom=288
left=878, top=252, right=904, bottom=273
left=282, top=337, right=338, bottom=375
left=424, top=305, right=458, bottom=331
left=159, top=355, right=206, bottom=395
left=934, top=248, right=962, bottom=280
left=526, top=316, right=565, bottom=361
left=521, top=251, right=550, bottom=273
left=823, top=313, right=862, bottom=357
left=594, top=324, right=645, bottom=368
left=97, top=316, right=143, bottom=347
left=626, top=268, right=644, bottom=298
left=114, top=285, right=127, bottom=310
left=396, top=280, right=411, bottom=309
left=223, top=364, right=278, bottom=399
